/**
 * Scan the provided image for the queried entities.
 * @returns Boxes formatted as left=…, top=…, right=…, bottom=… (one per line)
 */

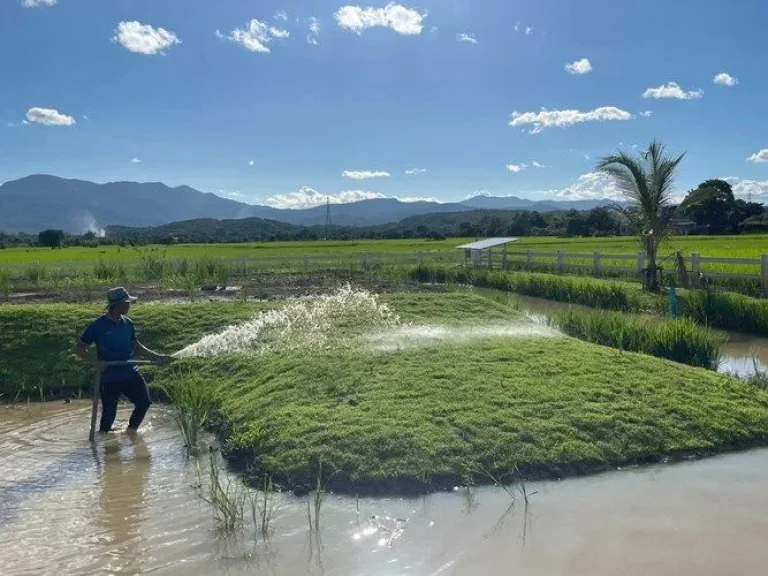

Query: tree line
left=0, top=178, right=764, bottom=249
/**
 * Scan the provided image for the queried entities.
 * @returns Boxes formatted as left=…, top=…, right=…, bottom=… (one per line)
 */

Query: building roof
left=456, top=237, right=519, bottom=250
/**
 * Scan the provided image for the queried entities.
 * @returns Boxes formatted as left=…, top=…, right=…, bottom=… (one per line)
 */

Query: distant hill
left=0, top=174, right=618, bottom=233
left=107, top=217, right=304, bottom=244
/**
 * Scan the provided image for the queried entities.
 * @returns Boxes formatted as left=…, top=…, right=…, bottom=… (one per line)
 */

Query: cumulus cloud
left=550, top=172, right=626, bottom=201
left=642, top=81, right=703, bottom=100
left=639, top=110, right=653, bottom=118
left=525, top=26, right=533, bottom=35
left=26, top=107, right=76, bottom=127
left=266, top=186, right=386, bottom=209
left=22, top=0, right=56, bottom=6
left=565, top=58, right=592, bottom=74
left=509, top=106, right=632, bottom=134
left=334, top=3, right=426, bottom=35
left=747, top=149, right=768, bottom=164
left=405, top=168, right=427, bottom=175
left=506, top=163, right=527, bottom=173
left=713, top=72, right=738, bottom=87
left=248, top=160, right=256, bottom=167
left=274, top=10, right=289, bottom=22
left=531, top=161, right=544, bottom=168
left=456, top=32, right=478, bottom=45
left=307, top=17, right=321, bottom=44
left=130, top=157, right=141, bottom=164
left=342, top=170, right=391, bottom=180
left=113, top=21, right=180, bottom=55
left=226, top=20, right=289, bottom=53
left=398, top=196, right=444, bottom=203
left=724, top=177, right=768, bottom=201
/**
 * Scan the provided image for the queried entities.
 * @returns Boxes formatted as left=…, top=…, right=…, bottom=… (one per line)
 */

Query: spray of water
left=364, top=323, right=559, bottom=353
left=174, top=285, right=399, bottom=358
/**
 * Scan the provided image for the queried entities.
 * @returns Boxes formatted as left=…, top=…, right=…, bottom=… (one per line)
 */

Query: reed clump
left=551, top=310, right=724, bottom=370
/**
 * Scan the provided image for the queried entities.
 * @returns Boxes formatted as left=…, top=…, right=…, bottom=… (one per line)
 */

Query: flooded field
left=3, top=402, right=768, bottom=575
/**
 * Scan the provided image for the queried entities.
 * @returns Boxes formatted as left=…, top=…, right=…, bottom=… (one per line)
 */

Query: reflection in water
left=98, top=433, right=150, bottom=574
left=3, top=402, right=768, bottom=575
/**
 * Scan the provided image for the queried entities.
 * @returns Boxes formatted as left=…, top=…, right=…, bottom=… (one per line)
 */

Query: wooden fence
left=494, top=250, right=768, bottom=297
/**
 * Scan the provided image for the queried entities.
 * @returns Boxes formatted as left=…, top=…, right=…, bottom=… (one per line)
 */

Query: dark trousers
left=99, top=373, right=152, bottom=432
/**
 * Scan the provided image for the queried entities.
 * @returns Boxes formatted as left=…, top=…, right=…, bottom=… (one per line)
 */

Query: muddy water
left=3, top=403, right=768, bottom=575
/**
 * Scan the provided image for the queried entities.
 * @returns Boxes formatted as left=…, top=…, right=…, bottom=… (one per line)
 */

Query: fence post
left=556, top=251, right=564, bottom=274
left=526, top=250, right=534, bottom=271
left=637, top=251, right=646, bottom=274
left=502, top=246, right=508, bottom=269
left=418, top=251, right=424, bottom=265
left=303, top=255, right=309, bottom=268
left=593, top=251, right=601, bottom=277
left=762, top=255, right=768, bottom=298
left=691, top=252, right=701, bottom=287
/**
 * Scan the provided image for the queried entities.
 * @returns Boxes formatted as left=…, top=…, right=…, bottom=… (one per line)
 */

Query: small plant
left=0, top=268, right=12, bottom=301
left=203, top=451, right=245, bottom=532
left=745, top=356, right=768, bottom=389
left=159, top=373, right=209, bottom=451
left=24, top=264, right=46, bottom=286
left=136, top=248, right=168, bottom=281
left=306, top=462, right=327, bottom=533
left=248, top=476, right=281, bottom=539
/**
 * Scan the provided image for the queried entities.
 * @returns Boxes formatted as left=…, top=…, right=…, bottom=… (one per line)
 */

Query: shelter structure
left=456, top=237, right=519, bottom=268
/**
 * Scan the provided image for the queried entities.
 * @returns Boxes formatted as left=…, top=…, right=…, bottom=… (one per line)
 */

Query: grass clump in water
left=551, top=310, right=724, bottom=370
left=158, top=371, right=210, bottom=451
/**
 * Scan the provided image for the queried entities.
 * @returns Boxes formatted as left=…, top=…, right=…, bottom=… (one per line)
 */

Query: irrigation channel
left=3, top=402, right=768, bottom=575
left=4, top=290, right=768, bottom=575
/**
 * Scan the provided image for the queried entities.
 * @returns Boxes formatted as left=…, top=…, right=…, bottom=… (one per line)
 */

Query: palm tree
left=596, top=140, right=688, bottom=292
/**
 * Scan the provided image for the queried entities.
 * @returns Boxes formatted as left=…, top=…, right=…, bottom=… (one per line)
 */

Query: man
left=75, top=287, right=173, bottom=433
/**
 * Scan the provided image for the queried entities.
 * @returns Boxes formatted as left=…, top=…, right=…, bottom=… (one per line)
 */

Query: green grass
left=0, top=238, right=468, bottom=265
left=3, top=290, right=767, bottom=493
left=552, top=311, right=725, bottom=370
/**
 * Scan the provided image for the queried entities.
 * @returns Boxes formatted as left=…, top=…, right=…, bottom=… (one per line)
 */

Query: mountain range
left=0, top=175, right=614, bottom=234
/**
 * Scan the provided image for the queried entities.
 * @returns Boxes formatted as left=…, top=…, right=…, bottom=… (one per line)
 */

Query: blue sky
left=1, top=0, right=767, bottom=209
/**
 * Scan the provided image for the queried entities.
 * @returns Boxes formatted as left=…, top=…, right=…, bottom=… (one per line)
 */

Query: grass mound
left=3, top=290, right=767, bottom=495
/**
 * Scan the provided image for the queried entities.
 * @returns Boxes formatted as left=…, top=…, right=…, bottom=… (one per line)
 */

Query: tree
left=38, top=228, right=65, bottom=249
left=597, top=140, right=691, bottom=291
left=681, top=179, right=735, bottom=233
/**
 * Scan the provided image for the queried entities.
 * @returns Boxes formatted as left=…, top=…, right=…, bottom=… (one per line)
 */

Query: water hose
left=88, top=360, right=155, bottom=442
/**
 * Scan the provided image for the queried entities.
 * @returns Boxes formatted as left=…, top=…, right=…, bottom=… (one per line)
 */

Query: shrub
left=552, top=310, right=724, bottom=370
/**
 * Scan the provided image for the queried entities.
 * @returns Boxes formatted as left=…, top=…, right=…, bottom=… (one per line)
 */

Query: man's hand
left=155, top=354, right=174, bottom=366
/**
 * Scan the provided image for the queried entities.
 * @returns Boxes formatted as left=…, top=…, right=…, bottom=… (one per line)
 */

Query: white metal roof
left=456, top=237, right=519, bottom=250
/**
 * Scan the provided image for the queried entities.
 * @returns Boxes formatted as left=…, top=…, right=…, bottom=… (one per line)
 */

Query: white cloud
left=506, top=163, right=527, bottom=173
left=642, top=81, right=703, bottom=100
left=21, top=0, right=56, bottom=7
left=307, top=17, right=321, bottom=44
left=509, top=106, right=632, bottom=134
left=531, top=161, right=544, bottom=168
left=398, top=196, right=444, bottom=203
left=525, top=26, right=533, bottom=35
left=274, top=10, right=289, bottom=22
left=130, top=157, right=141, bottom=164
left=747, top=149, right=768, bottom=163
left=639, top=110, right=653, bottom=118
left=26, top=107, right=76, bottom=127
left=334, top=3, right=426, bottom=36
left=457, top=32, right=478, bottom=45
left=724, top=177, right=768, bottom=201
left=550, top=172, right=626, bottom=201
left=565, top=58, right=592, bottom=75
left=227, top=20, right=289, bottom=53
left=713, top=72, right=738, bottom=87
left=83, top=114, right=89, bottom=121
left=113, top=21, right=180, bottom=55
left=405, top=168, right=427, bottom=175
left=342, top=170, right=391, bottom=180
left=248, top=160, right=256, bottom=167
left=514, top=22, right=520, bottom=32
left=266, top=186, right=386, bottom=209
